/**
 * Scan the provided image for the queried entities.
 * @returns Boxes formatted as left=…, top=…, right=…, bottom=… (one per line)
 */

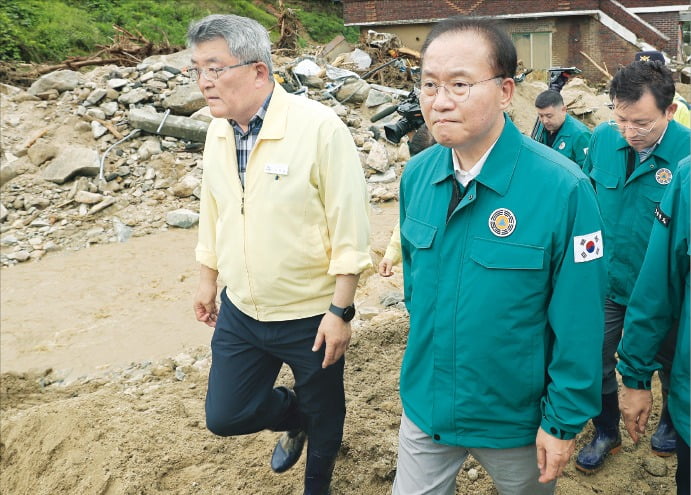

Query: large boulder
left=42, top=147, right=100, bottom=184
left=163, top=84, right=207, bottom=116
left=28, top=70, right=81, bottom=96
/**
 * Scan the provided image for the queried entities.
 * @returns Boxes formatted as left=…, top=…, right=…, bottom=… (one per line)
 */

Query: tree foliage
left=0, top=0, right=353, bottom=63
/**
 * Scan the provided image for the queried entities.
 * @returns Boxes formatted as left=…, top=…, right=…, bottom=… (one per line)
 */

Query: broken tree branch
left=580, top=51, right=613, bottom=80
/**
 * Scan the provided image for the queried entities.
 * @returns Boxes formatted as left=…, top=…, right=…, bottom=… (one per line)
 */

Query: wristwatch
left=328, top=303, right=356, bottom=322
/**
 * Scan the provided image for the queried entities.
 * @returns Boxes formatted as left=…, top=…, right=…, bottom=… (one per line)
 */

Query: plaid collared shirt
left=228, top=93, right=272, bottom=187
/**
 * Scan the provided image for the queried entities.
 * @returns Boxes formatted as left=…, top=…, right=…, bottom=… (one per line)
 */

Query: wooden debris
left=22, top=128, right=51, bottom=149
left=0, top=25, right=183, bottom=87
left=396, top=47, right=420, bottom=60
left=275, top=0, right=301, bottom=51
left=82, top=115, right=124, bottom=140
left=580, top=51, right=613, bottom=80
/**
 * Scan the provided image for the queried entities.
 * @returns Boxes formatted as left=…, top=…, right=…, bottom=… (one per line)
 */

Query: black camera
left=384, top=92, right=425, bottom=144
left=530, top=66, right=582, bottom=139
left=547, top=67, right=582, bottom=92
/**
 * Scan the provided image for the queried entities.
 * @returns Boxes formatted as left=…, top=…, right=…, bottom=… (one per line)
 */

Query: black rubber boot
left=303, top=450, right=336, bottom=495
left=651, top=395, right=677, bottom=456
left=576, top=391, right=622, bottom=473
left=269, top=386, right=302, bottom=432
left=271, top=429, right=307, bottom=473
left=270, top=387, right=306, bottom=473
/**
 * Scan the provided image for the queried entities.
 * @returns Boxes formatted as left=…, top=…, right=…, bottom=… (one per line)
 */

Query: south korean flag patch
left=574, top=230, right=603, bottom=263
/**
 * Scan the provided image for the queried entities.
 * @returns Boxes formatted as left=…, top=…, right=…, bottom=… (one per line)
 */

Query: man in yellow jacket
left=188, top=14, right=371, bottom=495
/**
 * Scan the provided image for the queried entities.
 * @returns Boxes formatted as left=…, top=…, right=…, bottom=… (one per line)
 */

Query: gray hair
left=186, top=14, right=273, bottom=73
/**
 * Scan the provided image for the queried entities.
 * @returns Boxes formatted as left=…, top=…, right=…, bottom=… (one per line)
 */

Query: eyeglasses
left=184, top=60, right=258, bottom=82
left=419, top=75, right=503, bottom=102
left=607, top=116, right=660, bottom=137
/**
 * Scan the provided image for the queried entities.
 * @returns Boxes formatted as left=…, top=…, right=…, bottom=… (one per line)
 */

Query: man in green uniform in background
left=533, top=89, right=592, bottom=168
left=576, top=56, right=691, bottom=473
left=617, top=157, right=690, bottom=495
left=392, top=16, right=607, bottom=495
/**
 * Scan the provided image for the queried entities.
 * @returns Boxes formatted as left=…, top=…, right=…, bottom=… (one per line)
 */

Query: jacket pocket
left=401, top=216, right=437, bottom=249
left=640, top=184, right=665, bottom=203
left=470, top=237, right=545, bottom=270
left=590, top=167, right=619, bottom=189
left=638, top=184, right=666, bottom=223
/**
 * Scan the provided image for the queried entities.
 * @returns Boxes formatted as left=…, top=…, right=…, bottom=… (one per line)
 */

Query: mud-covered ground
left=1, top=70, right=684, bottom=494
left=0, top=225, right=677, bottom=495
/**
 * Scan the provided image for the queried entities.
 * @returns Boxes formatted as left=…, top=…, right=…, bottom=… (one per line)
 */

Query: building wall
left=577, top=16, right=640, bottom=80
left=359, top=15, right=640, bottom=84
left=342, top=1, right=684, bottom=25
left=373, top=24, right=432, bottom=52
left=342, top=0, right=602, bottom=23
left=346, top=2, right=687, bottom=83
left=343, top=1, right=687, bottom=63
left=506, top=16, right=638, bottom=83
left=639, top=12, right=682, bottom=58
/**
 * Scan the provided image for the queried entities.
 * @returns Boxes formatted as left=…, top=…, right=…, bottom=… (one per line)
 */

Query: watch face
left=342, top=305, right=356, bottom=322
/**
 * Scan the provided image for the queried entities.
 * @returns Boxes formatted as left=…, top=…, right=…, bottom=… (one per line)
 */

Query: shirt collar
left=429, top=114, right=520, bottom=196
left=228, top=92, right=273, bottom=136
left=452, top=138, right=498, bottom=187
left=633, top=120, right=669, bottom=163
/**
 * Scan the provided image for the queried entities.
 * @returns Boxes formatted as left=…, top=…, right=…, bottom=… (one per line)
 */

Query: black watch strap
left=329, top=303, right=356, bottom=322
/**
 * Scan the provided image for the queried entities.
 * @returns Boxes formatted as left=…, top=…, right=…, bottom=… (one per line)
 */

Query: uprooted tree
left=0, top=25, right=183, bottom=87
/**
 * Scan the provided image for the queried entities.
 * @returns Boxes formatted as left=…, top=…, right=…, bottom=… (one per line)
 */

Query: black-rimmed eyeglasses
left=183, top=61, right=258, bottom=82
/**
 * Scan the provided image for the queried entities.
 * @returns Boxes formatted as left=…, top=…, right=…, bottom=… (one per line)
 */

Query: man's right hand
left=378, top=258, right=394, bottom=277
left=193, top=277, right=218, bottom=327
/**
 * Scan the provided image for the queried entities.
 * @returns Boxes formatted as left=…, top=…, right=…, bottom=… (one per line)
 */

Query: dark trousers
left=205, top=289, right=346, bottom=457
left=603, top=299, right=676, bottom=395
left=677, top=430, right=690, bottom=495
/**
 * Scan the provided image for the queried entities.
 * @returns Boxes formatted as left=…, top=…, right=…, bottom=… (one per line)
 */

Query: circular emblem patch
left=558, top=141, right=566, bottom=150
left=655, top=168, right=672, bottom=185
left=488, top=208, right=516, bottom=237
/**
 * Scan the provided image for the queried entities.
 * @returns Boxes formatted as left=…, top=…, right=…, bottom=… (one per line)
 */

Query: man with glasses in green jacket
left=393, top=16, right=607, bottom=494
left=576, top=57, right=691, bottom=473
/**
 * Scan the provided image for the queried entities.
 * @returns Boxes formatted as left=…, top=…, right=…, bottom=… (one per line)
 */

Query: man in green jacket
left=392, top=16, right=606, bottom=495
left=576, top=57, right=691, bottom=473
left=534, top=89, right=592, bottom=168
left=617, top=157, right=690, bottom=495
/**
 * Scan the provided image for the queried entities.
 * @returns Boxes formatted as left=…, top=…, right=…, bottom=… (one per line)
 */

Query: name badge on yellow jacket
left=264, top=163, right=289, bottom=175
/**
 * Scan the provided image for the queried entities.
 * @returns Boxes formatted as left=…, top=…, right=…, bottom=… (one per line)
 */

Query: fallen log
left=34, top=57, right=122, bottom=76
left=128, top=108, right=209, bottom=143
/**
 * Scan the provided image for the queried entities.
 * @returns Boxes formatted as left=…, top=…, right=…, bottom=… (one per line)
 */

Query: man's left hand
left=619, top=385, right=653, bottom=443
left=313, top=311, right=351, bottom=368
left=536, top=427, right=575, bottom=483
